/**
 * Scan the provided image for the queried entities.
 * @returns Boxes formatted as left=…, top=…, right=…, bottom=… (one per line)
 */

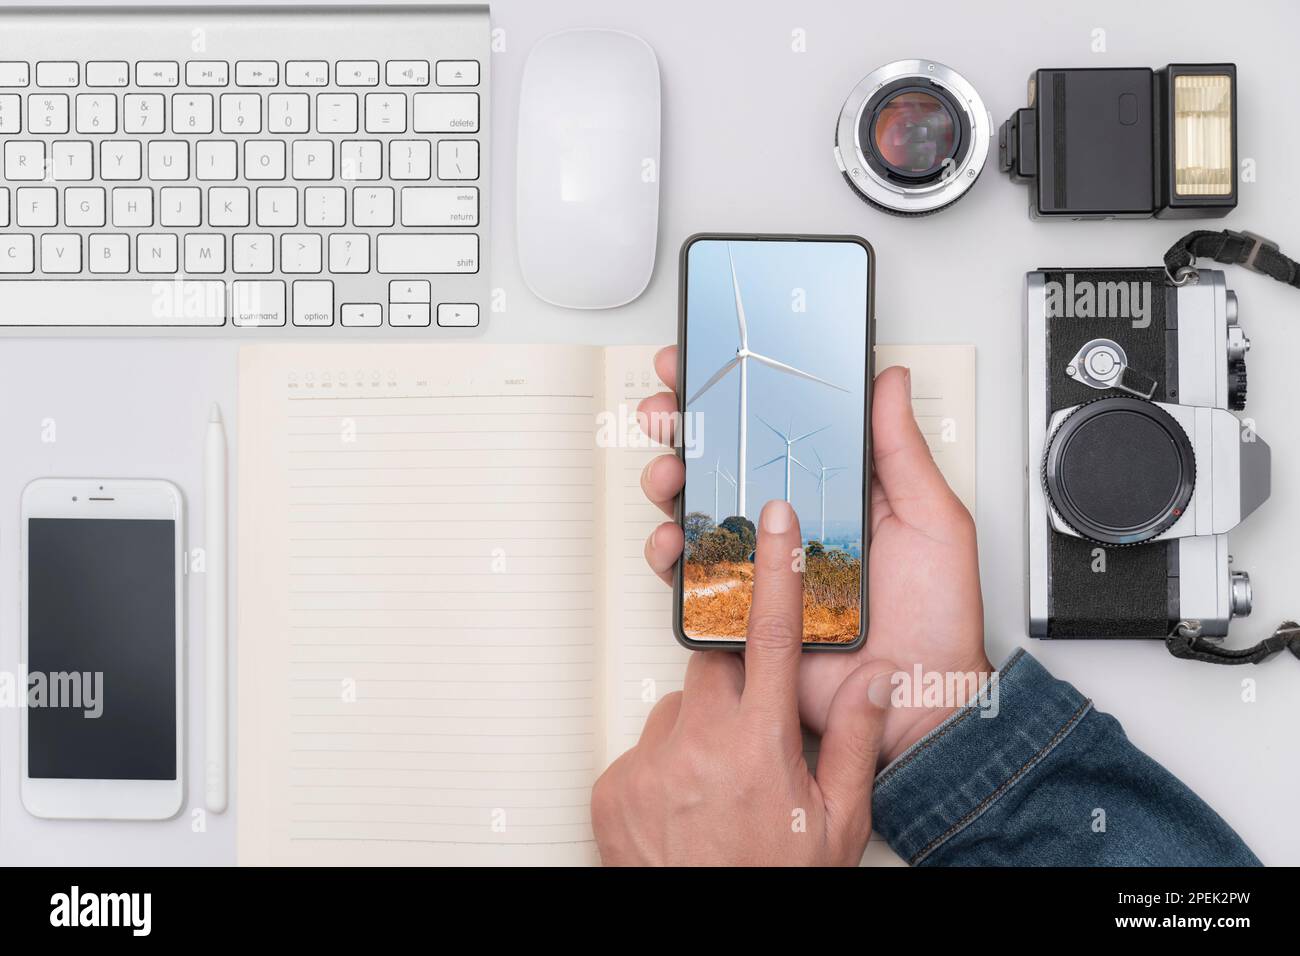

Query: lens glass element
left=871, top=91, right=956, bottom=175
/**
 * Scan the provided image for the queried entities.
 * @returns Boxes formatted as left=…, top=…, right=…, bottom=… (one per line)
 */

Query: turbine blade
left=747, top=352, right=849, bottom=392
left=791, top=424, right=831, bottom=444
left=813, top=447, right=825, bottom=468
left=754, top=454, right=784, bottom=471
left=686, top=356, right=739, bottom=405
left=727, top=244, right=749, bottom=349
left=792, top=457, right=817, bottom=477
left=755, top=415, right=787, bottom=441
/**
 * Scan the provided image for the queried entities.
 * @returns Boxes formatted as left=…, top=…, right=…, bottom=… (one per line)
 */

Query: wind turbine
left=704, top=458, right=737, bottom=524
left=797, top=448, right=847, bottom=541
left=686, top=243, right=848, bottom=518
left=754, top=417, right=830, bottom=503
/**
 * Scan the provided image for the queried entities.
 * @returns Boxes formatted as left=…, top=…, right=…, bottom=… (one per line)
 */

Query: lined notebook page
left=599, top=346, right=691, bottom=760
left=238, top=344, right=602, bottom=865
left=874, top=345, right=977, bottom=513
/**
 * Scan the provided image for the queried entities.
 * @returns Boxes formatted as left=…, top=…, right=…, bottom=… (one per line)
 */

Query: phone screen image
left=679, top=236, right=872, bottom=647
left=27, top=517, right=177, bottom=780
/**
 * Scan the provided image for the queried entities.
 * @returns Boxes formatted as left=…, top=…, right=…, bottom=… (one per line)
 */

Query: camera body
left=1025, top=267, right=1269, bottom=640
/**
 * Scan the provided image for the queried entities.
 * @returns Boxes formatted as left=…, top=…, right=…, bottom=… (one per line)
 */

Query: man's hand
left=637, top=346, right=990, bottom=766
left=592, top=500, right=897, bottom=866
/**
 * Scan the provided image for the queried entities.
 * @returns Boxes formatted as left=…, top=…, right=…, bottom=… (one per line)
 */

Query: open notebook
left=236, top=343, right=975, bottom=865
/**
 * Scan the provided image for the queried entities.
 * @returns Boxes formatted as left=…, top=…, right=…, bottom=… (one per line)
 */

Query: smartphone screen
left=27, top=517, right=178, bottom=780
left=677, top=235, right=873, bottom=648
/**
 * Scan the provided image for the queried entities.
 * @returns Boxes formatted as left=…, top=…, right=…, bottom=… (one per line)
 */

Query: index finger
left=654, top=345, right=676, bottom=391
left=741, top=500, right=805, bottom=729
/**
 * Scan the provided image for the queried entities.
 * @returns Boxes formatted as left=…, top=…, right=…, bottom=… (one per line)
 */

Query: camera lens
left=835, top=60, right=990, bottom=216
left=870, top=90, right=958, bottom=177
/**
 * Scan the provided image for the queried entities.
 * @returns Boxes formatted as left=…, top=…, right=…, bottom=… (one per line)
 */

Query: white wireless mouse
left=516, top=29, right=661, bottom=310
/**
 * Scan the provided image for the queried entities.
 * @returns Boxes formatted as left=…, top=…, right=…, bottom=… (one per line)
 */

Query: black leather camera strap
left=1160, top=229, right=1300, bottom=664
left=1164, top=229, right=1300, bottom=289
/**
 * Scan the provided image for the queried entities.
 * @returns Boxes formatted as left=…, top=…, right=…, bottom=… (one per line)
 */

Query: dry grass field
left=683, top=556, right=861, bottom=643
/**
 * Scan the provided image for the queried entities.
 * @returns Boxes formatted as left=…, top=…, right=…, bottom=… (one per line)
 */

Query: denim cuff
left=871, top=648, right=1093, bottom=865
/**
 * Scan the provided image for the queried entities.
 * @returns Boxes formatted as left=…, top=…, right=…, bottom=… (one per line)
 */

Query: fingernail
left=650, top=524, right=662, bottom=549
left=761, top=499, right=793, bottom=534
left=902, top=367, right=912, bottom=398
left=867, top=672, right=896, bottom=709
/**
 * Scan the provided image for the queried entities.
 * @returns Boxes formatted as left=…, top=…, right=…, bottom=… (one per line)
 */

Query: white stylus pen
left=205, top=403, right=228, bottom=813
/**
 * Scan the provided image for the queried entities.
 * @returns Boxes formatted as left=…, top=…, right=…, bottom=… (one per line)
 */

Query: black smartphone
left=673, top=234, right=875, bottom=651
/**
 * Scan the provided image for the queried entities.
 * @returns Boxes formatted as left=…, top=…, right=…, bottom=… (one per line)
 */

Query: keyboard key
left=88, top=234, right=130, bottom=273
left=336, top=61, right=379, bottom=87
left=4, top=141, right=45, bottom=180
left=221, top=93, right=261, bottom=133
left=75, top=94, right=117, bottom=133
left=137, top=233, right=179, bottom=273
left=389, top=280, right=430, bottom=303
left=209, top=187, right=250, bottom=227
left=159, top=186, right=201, bottom=227
left=0, top=94, right=20, bottom=133
left=35, top=62, right=78, bottom=87
left=235, top=61, right=279, bottom=87
left=0, top=280, right=226, bottom=325
left=184, top=234, right=225, bottom=273
left=100, top=140, right=142, bottom=180
left=329, top=233, right=369, bottom=273
left=256, top=186, right=297, bottom=226
left=28, top=93, right=69, bottom=133
left=172, top=94, right=214, bottom=134
left=52, top=141, right=93, bottom=180
left=281, top=233, right=322, bottom=273
left=186, top=61, right=229, bottom=87
left=340, top=139, right=380, bottom=180
left=149, top=141, right=189, bottom=180
left=413, top=92, right=478, bottom=133
left=0, top=235, right=35, bottom=272
left=268, top=93, right=309, bottom=134
left=402, top=186, right=478, bottom=226
left=292, top=140, right=333, bottom=180
left=245, top=140, right=286, bottom=180
left=112, top=187, right=153, bottom=227
left=317, top=94, right=358, bottom=133
left=293, top=280, right=334, bottom=326
left=41, top=233, right=82, bottom=273
left=16, top=187, right=57, bottom=226
left=286, top=61, right=329, bottom=87
left=0, top=187, right=7, bottom=226
left=123, top=94, right=165, bottom=134
left=233, top=280, right=286, bottom=326
left=390, top=140, right=431, bottom=180
left=376, top=234, right=478, bottom=274
left=437, top=303, right=480, bottom=328
left=233, top=233, right=274, bottom=273
left=364, top=93, right=407, bottom=133
left=65, top=187, right=106, bottom=226
left=136, top=61, right=180, bottom=87
left=436, top=60, right=480, bottom=87
left=389, top=304, right=430, bottom=327
left=304, top=187, right=346, bottom=227
left=437, top=140, right=478, bottom=180
left=0, top=62, right=31, bottom=88
left=341, top=303, right=382, bottom=327
left=387, top=61, right=430, bottom=86
left=353, top=186, right=394, bottom=227
left=196, top=141, right=238, bottom=180
left=86, top=62, right=129, bottom=87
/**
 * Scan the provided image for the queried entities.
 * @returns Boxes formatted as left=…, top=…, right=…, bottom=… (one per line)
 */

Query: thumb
left=872, top=366, right=959, bottom=521
left=815, top=659, right=898, bottom=851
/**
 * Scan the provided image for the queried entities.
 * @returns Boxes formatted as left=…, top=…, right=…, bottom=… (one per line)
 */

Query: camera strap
left=1160, top=228, right=1300, bottom=664
left=1164, top=229, right=1300, bottom=288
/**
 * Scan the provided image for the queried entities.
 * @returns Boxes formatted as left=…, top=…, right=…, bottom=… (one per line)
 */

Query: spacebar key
left=377, top=234, right=479, bottom=274
left=0, top=280, right=227, bottom=327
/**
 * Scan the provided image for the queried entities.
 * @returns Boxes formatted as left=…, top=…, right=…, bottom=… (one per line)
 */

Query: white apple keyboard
left=0, top=4, right=489, bottom=335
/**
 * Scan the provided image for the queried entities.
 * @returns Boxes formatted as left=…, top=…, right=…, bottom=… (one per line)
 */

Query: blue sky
left=684, top=238, right=868, bottom=542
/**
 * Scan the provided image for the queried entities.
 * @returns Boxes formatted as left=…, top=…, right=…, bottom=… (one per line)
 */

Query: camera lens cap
left=1042, top=397, right=1195, bottom=545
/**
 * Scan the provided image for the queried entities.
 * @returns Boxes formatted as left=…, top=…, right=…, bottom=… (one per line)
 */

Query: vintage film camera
left=1025, top=267, right=1269, bottom=642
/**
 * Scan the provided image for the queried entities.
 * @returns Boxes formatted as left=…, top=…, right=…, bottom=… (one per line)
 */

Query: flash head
left=835, top=59, right=991, bottom=216
left=999, top=63, right=1237, bottom=219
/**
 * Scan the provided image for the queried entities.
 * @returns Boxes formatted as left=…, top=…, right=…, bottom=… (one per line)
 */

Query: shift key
left=377, top=234, right=478, bottom=274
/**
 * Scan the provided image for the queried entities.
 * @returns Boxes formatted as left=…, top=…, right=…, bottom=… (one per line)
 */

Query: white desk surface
left=2, top=0, right=1297, bottom=866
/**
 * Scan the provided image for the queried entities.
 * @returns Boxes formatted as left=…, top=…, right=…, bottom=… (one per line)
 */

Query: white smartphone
left=20, top=478, right=185, bottom=820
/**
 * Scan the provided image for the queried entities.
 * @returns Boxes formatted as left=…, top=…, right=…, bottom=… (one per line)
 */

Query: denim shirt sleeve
left=870, top=648, right=1261, bottom=866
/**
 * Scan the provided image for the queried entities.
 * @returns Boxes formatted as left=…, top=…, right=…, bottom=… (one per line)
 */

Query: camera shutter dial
left=1042, top=397, right=1196, bottom=545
